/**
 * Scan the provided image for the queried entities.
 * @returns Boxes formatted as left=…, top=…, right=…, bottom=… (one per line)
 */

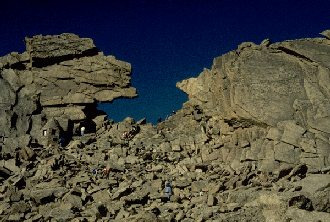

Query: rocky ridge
left=1, top=32, right=330, bottom=221
left=0, top=33, right=137, bottom=152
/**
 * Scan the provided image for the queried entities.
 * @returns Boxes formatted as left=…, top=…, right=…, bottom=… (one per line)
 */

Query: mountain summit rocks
left=177, top=33, right=330, bottom=129
left=0, top=33, right=137, bottom=151
left=2, top=31, right=330, bottom=221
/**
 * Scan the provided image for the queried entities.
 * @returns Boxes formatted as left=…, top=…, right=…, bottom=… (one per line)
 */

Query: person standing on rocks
left=129, top=126, right=137, bottom=138
left=92, top=168, right=98, bottom=182
left=104, top=163, right=110, bottom=180
left=81, top=126, right=85, bottom=136
left=123, top=131, right=129, bottom=140
left=165, top=181, right=172, bottom=200
left=59, top=137, right=64, bottom=147
left=158, top=130, right=165, bottom=138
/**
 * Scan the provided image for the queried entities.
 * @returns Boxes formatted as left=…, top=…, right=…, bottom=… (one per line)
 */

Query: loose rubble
left=1, top=31, right=330, bottom=221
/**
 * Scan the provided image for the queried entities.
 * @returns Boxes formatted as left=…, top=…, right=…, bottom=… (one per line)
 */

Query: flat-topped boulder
left=24, top=33, right=97, bottom=60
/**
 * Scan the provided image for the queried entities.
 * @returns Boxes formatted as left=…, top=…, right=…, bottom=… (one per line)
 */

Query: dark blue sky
left=1, top=0, right=330, bottom=124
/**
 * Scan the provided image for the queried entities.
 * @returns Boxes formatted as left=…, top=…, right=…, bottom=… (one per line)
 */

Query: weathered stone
left=159, top=142, right=172, bottom=153
left=191, top=181, right=208, bottom=192
left=63, top=194, right=83, bottom=209
left=286, top=208, right=330, bottom=222
left=260, top=38, right=272, bottom=47
left=224, top=175, right=240, bottom=190
left=281, top=121, right=305, bottom=147
left=0, top=159, right=20, bottom=174
left=299, top=138, right=317, bottom=153
left=300, top=153, right=326, bottom=171
left=312, top=187, right=330, bottom=213
left=293, top=174, right=330, bottom=194
left=316, top=138, right=330, bottom=157
left=9, top=202, right=31, bottom=214
left=5, top=186, right=22, bottom=202
left=49, top=203, right=75, bottom=221
left=274, top=142, right=296, bottom=164
left=0, top=33, right=138, bottom=154
left=259, top=159, right=280, bottom=173
left=267, top=127, right=282, bottom=141
left=25, top=33, right=96, bottom=59
left=19, top=146, right=35, bottom=161
left=288, top=195, right=313, bottom=210
left=92, top=190, right=111, bottom=203
left=207, top=194, right=216, bottom=206
left=320, top=30, right=330, bottom=39
left=172, top=180, right=190, bottom=188
left=1, top=30, right=330, bottom=222
left=172, top=144, right=181, bottom=152
left=112, top=186, right=131, bottom=200
left=7, top=213, right=25, bottom=222
left=31, top=187, right=69, bottom=204
left=116, top=209, right=130, bottom=220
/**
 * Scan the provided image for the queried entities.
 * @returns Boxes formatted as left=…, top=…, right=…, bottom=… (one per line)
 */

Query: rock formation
left=1, top=32, right=330, bottom=221
left=176, top=32, right=330, bottom=174
left=0, top=33, right=137, bottom=153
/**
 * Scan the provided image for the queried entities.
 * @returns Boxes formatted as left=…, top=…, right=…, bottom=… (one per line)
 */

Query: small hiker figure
left=165, top=181, right=172, bottom=200
left=171, top=110, right=176, bottom=116
left=59, top=137, right=64, bottom=148
left=81, top=126, right=85, bottom=136
left=197, top=191, right=204, bottom=197
left=123, top=131, right=129, bottom=140
left=104, top=163, right=110, bottom=180
left=129, top=126, right=137, bottom=138
left=157, top=117, right=162, bottom=123
left=158, top=130, right=165, bottom=138
left=104, top=168, right=110, bottom=180
left=92, top=168, right=98, bottom=181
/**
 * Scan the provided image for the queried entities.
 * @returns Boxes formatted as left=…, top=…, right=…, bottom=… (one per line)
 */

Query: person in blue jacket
left=59, top=137, right=64, bottom=147
left=165, top=181, right=172, bottom=200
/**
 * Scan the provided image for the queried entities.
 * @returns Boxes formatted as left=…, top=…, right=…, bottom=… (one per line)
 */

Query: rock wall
left=1, top=31, right=330, bottom=221
left=176, top=30, right=330, bottom=173
left=0, top=33, right=137, bottom=152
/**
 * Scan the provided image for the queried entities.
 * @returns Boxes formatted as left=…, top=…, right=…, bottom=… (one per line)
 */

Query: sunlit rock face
left=1, top=31, right=330, bottom=222
left=0, top=33, right=137, bottom=150
left=177, top=34, right=330, bottom=130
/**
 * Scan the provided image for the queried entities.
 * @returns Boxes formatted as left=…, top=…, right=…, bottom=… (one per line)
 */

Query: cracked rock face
left=2, top=31, right=330, bottom=222
left=0, top=33, right=137, bottom=151
left=177, top=32, right=330, bottom=129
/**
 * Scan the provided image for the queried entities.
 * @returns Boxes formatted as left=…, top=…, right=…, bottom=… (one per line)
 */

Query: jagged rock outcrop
left=0, top=33, right=137, bottom=152
left=177, top=30, right=330, bottom=173
left=2, top=31, right=330, bottom=221
left=177, top=33, right=330, bottom=129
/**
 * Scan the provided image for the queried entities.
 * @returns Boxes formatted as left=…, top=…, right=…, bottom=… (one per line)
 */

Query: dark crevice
left=39, top=194, right=56, bottom=205
left=224, top=117, right=269, bottom=129
left=124, top=195, right=149, bottom=206
left=4, top=62, right=26, bottom=70
left=43, top=103, right=95, bottom=108
left=81, top=82, right=114, bottom=87
left=83, top=104, right=106, bottom=119
left=31, top=95, right=42, bottom=115
left=278, top=46, right=314, bottom=62
left=0, top=166, right=11, bottom=179
left=31, top=47, right=99, bottom=68
left=26, top=116, right=32, bottom=134
left=11, top=112, right=18, bottom=129
left=56, top=77, right=75, bottom=80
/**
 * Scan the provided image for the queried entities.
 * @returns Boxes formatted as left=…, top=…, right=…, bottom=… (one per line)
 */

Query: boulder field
left=1, top=32, right=330, bottom=221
